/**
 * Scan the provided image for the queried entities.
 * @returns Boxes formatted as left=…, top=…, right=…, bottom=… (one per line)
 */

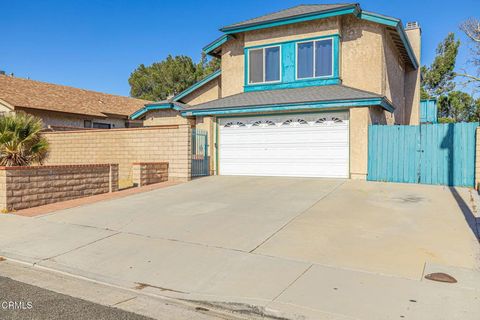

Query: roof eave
left=203, top=35, right=233, bottom=56
left=172, top=70, right=221, bottom=102
left=360, top=11, right=418, bottom=69
left=14, top=105, right=109, bottom=119
left=220, top=4, right=360, bottom=34
left=181, top=97, right=394, bottom=117
left=130, top=103, right=183, bottom=120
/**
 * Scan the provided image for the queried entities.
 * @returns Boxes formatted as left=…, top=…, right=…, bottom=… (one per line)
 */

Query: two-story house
left=131, top=3, right=421, bottom=180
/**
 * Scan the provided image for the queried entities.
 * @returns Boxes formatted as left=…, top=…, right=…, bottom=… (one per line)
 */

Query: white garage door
left=218, top=112, right=349, bottom=178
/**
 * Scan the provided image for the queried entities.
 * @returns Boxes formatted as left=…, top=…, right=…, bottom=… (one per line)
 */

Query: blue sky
left=1, top=0, right=478, bottom=96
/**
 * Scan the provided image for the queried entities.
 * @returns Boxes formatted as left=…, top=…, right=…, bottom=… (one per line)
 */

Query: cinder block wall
left=132, top=162, right=168, bottom=187
left=0, top=164, right=118, bottom=211
left=44, top=125, right=191, bottom=186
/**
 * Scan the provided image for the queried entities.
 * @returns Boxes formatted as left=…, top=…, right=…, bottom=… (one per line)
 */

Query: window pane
left=249, top=49, right=264, bottom=83
left=315, top=39, right=333, bottom=77
left=93, top=122, right=111, bottom=129
left=265, top=46, right=280, bottom=82
left=297, top=42, right=314, bottom=79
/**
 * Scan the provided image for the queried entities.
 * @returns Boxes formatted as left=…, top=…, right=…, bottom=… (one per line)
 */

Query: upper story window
left=297, top=38, right=333, bottom=79
left=248, top=46, right=281, bottom=84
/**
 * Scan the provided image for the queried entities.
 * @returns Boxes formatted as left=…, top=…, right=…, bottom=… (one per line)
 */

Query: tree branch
left=456, top=73, right=480, bottom=82
left=460, top=18, right=480, bottom=43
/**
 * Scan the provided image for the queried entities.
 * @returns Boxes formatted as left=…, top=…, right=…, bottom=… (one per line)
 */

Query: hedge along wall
left=43, top=125, right=191, bottom=187
left=0, top=164, right=119, bottom=211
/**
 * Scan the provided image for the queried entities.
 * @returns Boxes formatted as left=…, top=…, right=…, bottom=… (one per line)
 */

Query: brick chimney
left=405, top=21, right=421, bottom=66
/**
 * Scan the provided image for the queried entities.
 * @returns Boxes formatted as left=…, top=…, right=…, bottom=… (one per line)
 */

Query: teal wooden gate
left=368, top=123, right=478, bottom=187
left=191, top=129, right=210, bottom=177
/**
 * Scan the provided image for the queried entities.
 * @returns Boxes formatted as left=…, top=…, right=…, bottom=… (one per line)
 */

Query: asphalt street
left=0, top=276, right=153, bottom=320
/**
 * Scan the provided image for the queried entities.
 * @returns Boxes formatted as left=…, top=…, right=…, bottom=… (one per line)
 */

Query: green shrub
left=0, top=112, right=49, bottom=166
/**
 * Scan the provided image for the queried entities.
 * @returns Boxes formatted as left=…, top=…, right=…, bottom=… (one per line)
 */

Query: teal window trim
left=221, top=5, right=359, bottom=34
left=243, top=34, right=341, bottom=50
left=244, top=34, right=340, bottom=92
left=246, top=45, right=282, bottom=85
left=173, top=70, right=221, bottom=102
left=181, top=97, right=394, bottom=117
left=130, top=103, right=182, bottom=120
left=295, top=37, right=335, bottom=80
left=244, top=78, right=341, bottom=92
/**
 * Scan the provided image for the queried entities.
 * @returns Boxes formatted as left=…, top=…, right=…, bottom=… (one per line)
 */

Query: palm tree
left=0, top=112, right=49, bottom=166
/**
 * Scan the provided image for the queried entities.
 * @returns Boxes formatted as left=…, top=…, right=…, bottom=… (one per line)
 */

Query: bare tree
left=458, top=18, right=480, bottom=86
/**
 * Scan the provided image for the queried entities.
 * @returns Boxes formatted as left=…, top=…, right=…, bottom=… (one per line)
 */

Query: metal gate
left=191, top=129, right=209, bottom=177
left=368, top=123, right=478, bottom=187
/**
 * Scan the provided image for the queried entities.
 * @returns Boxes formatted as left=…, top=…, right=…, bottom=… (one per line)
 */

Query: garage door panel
left=218, top=112, right=349, bottom=178
left=220, top=149, right=348, bottom=159
left=220, top=163, right=348, bottom=178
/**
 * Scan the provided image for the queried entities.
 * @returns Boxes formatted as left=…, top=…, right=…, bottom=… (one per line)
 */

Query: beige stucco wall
left=383, top=31, right=406, bottom=124
left=349, top=107, right=370, bottom=179
left=244, top=17, right=341, bottom=46
left=142, top=109, right=193, bottom=126
left=341, top=16, right=383, bottom=95
left=405, top=27, right=421, bottom=125
left=44, top=125, right=191, bottom=186
left=221, top=34, right=245, bottom=98
left=181, top=77, right=221, bottom=106
left=17, top=108, right=127, bottom=129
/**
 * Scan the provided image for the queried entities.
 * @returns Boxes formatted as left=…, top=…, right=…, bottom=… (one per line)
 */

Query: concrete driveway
left=1, top=176, right=479, bottom=319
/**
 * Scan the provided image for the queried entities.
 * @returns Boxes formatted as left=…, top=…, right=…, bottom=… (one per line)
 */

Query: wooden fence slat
left=368, top=123, right=478, bottom=187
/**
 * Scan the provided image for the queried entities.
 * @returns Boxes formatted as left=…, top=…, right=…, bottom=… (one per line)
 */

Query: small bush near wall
left=0, top=164, right=119, bottom=211
left=0, top=112, right=49, bottom=166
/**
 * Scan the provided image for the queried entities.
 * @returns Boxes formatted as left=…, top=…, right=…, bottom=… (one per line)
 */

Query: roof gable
left=205, top=3, right=418, bottom=69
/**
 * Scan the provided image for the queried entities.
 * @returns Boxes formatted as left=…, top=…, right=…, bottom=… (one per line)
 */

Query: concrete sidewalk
left=1, top=214, right=479, bottom=319
left=0, top=177, right=479, bottom=319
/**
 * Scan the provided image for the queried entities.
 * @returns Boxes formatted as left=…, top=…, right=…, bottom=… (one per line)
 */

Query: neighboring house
left=0, top=74, right=149, bottom=129
left=133, top=3, right=422, bottom=180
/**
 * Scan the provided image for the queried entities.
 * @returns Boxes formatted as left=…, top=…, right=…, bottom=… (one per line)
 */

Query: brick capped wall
left=132, top=162, right=168, bottom=187
left=43, top=125, right=191, bottom=187
left=0, top=164, right=118, bottom=211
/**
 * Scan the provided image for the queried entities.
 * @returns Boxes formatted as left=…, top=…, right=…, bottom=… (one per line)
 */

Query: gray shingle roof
left=221, top=4, right=357, bottom=31
left=184, top=85, right=383, bottom=111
